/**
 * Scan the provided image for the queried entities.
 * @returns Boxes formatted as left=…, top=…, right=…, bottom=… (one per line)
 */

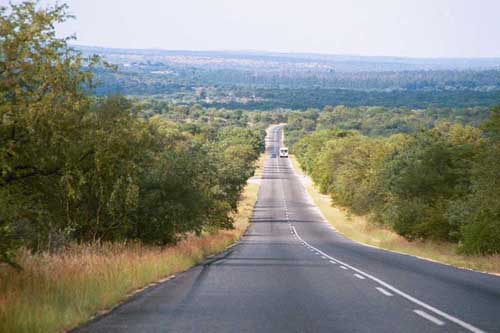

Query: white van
left=279, top=147, right=289, bottom=158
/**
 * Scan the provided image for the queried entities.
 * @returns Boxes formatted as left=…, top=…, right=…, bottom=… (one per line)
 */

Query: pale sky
left=5, top=0, right=500, bottom=58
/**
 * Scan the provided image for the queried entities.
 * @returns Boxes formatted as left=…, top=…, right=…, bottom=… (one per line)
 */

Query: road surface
left=76, top=125, right=500, bottom=333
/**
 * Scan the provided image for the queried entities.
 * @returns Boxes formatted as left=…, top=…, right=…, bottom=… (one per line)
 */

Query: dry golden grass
left=289, top=155, right=500, bottom=275
left=254, top=153, right=267, bottom=177
left=0, top=158, right=263, bottom=333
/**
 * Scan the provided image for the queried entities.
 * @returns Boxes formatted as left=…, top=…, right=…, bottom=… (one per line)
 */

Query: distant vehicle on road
left=271, top=153, right=277, bottom=158
left=279, top=147, right=288, bottom=158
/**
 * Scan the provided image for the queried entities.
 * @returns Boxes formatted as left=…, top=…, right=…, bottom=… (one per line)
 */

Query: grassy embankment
left=0, top=155, right=266, bottom=333
left=289, top=155, right=500, bottom=275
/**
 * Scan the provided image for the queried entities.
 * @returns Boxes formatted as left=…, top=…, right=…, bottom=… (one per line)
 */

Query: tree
left=380, top=125, right=481, bottom=241
left=0, top=1, right=100, bottom=260
left=457, top=106, right=500, bottom=254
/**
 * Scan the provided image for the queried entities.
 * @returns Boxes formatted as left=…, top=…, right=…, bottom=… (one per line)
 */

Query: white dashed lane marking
left=376, top=287, right=393, bottom=297
left=354, top=273, right=366, bottom=280
left=290, top=225, right=485, bottom=333
left=414, top=310, right=445, bottom=326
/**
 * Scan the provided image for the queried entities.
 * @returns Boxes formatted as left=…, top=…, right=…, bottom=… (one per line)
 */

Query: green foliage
left=293, top=108, right=500, bottom=255
left=457, top=112, right=500, bottom=254
left=295, top=130, right=393, bottom=215
left=63, top=96, right=147, bottom=242
left=0, top=1, right=98, bottom=254
left=482, top=105, right=500, bottom=139
left=380, top=125, right=482, bottom=241
left=0, top=2, right=263, bottom=266
left=284, top=109, right=320, bottom=148
left=131, top=125, right=212, bottom=244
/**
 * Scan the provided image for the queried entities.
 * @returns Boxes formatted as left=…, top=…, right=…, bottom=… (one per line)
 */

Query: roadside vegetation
left=287, top=106, right=500, bottom=256
left=290, top=156, right=500, bottom=274
left=0, top=174, right=261, bottom=333
left=0, top=3, right=264, bottom=332
left=0, top=1, right=264, bottom=268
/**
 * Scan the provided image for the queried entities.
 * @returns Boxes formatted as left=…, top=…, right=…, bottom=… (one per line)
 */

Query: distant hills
left=77, top=45, right=500, bottom=109
left=76, top=45, right=500, bottom=72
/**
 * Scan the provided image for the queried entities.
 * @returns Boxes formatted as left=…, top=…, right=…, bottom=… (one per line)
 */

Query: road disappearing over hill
left=76, top=125, right=500, bottom=333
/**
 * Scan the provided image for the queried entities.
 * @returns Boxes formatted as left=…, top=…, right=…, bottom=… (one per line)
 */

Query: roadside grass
left=289, top=155, right=500, bottom=275
left=251, top=152, right=267, bottom=179
left=0, top=155, right=264, bottom=333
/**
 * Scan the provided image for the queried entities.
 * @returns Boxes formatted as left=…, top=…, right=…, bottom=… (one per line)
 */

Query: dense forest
left=287, top=106, right=500, bottom=254
left=0, top=3, right=264, bottom=267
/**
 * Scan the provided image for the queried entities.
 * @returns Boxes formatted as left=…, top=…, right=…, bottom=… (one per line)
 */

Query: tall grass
left=289, top=155, right=500, bottom=275
left=0, top=157, right=263, bottom=333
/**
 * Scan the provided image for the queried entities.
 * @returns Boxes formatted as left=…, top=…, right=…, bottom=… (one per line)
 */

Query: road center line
left=290, top=226, right=485, bottom=333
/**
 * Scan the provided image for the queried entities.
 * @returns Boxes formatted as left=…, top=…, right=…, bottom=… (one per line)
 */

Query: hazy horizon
left=74, top=44, right=500, bottom=61
left=6, top=0, right=500, bottom=58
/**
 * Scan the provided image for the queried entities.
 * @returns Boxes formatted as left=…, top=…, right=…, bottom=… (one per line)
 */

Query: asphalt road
left=76, top=125, right=500, bottom=333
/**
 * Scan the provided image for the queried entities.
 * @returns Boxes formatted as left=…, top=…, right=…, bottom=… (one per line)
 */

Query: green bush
left=292, top=110, right=500, bottom=254
left=458, top=111, right=500, bottom=254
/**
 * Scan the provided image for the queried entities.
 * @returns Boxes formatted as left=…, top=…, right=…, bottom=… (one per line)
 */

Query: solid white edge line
left=290, top=226, right=485, bottom=333
left=414, top=310, right=445, bottom=326
left=376, top=287, right=393, bottom=297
